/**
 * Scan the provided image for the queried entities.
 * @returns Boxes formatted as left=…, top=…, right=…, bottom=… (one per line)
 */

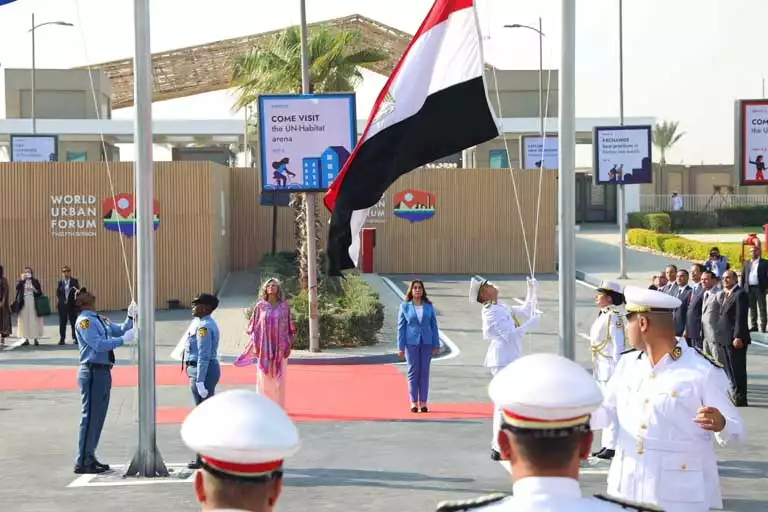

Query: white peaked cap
left=181, top=390, right=300, bottom=479
left=624, top=285, right=681, bottom=313
left=488, top=353, right=603, bottom=432
left=597, top=280, right=624, bottom=294
left=469, top=276, right=488, bottom=304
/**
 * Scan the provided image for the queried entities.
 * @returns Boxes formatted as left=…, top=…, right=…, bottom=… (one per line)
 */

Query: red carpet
left=0, top=363, right=493, bottom=422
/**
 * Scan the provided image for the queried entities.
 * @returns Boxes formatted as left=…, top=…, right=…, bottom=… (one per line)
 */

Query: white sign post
left=520, top=135, right=558, bottom=169
left=258, top=93, right=357, bottom=192
left=10, top=134, right=58, bottom=162
left=593, top=125, right=653, bottom=185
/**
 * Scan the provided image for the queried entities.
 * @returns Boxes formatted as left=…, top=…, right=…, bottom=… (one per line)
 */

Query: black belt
left=82, top=362, right=113, bottom=370
left=185, top=360, right=219, bottom=368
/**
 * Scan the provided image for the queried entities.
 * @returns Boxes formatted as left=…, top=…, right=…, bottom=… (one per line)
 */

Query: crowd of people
left=646, top=245, right=752, bottom=407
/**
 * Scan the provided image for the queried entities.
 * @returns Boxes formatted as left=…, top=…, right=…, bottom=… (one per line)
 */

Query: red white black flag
left=324, top=0, right=500, bottom=275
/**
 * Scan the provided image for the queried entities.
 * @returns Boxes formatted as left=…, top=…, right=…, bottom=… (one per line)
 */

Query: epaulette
left=692, top=346, right=724, bottom=368
left=436, top=494, right=507, bottom=512
left=620, top=348, right=637, bottom=355
left=594, top=494, right=664, bottom=511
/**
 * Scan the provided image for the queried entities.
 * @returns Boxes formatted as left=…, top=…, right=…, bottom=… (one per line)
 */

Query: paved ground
left=1, top=240, right=767, bottom=510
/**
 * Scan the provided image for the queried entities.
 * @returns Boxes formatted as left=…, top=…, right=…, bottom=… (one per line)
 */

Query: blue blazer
left=397, top=301, right=440, bottom=351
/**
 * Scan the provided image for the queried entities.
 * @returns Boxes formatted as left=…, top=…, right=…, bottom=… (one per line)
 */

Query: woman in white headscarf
left=235, top=278, right=294, bottom=408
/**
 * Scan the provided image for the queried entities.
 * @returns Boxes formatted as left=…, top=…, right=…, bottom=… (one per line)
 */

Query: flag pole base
left=124, top=445, right=169, bottom=478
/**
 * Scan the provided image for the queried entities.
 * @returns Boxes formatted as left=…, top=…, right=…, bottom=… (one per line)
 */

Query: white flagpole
left=558, top=0, right=576, bottom=360
left=125, top=0, right=167, bottom=477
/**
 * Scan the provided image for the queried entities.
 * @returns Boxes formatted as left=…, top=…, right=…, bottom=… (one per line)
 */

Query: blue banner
left=0, top=0, right=20, bottom=5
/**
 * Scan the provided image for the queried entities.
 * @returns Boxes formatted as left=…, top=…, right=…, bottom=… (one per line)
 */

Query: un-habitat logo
left=102, top=193, right=160, bottom=237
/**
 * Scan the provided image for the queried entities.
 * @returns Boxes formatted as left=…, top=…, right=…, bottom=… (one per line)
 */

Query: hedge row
left=250, top=252, right=384, bottom=350
left=627, top=229, right=744, bottom=271
left=629, top=205, right=768, bottom=232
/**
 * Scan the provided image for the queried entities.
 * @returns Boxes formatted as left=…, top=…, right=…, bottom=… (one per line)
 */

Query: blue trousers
left=187, top=360, right=221, bottom=406
left=75, top=365, right=112, bottom=467
left=405, top=344, right=433, bottom=403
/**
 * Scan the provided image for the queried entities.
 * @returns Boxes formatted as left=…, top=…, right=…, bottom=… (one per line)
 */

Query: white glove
left=526, top=277, right=539, bottom=293
left=196, top=382, right=209, bottom=399
left=127, top=301, right=138, bottom=318
left=524, top=312, right=541, bottom=331
left=122, top=328, right=135, bottom=343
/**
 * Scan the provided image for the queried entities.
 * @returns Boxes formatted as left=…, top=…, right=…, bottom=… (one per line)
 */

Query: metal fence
left=639, top=194, right=768, bottom=213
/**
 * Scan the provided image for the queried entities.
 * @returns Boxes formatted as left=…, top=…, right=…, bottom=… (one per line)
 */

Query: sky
left=0, top=0, right=765, bottom=165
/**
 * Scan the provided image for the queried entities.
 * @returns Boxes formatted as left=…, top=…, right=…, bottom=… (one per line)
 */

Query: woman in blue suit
left=398, top=280, right=441, bottom=413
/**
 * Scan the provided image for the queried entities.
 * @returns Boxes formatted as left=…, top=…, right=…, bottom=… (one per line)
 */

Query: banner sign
left=736, top=99, right=768, bottom=185
left=520, top=135, right=558, bottom=169
left=11, top=135, right=58, bottom=162
left=593, top=125, right=653, bottom=185
left=258, top=93, right=357, bottom=192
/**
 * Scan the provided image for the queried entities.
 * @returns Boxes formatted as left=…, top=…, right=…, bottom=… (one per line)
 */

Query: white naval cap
left=597, top=280, right=623, bottom=294
left=181, top=389, right=300, bottom=480
left=488, top=352, right=603, bottom=436
left=469, top=276, right=490, bottom=304
left=623, top=285, right=681, bottom=314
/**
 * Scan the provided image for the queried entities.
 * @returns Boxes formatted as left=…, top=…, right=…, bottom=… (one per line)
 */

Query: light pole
left=504, top=18, right=544, bottom=136
left=617, top=0, right=628, bottom=279
left=29, top=14, right=73, bottom=134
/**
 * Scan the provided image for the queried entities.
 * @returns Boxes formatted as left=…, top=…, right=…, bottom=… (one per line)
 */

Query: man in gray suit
left=684, top=263, right=706, bottom=349
left=661, top=264, right=679, bottom=295
left=701, top=270, right=726, bottom=365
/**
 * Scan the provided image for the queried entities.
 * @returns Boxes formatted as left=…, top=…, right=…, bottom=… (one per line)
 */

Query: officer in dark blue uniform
left=183, top=293, right=221, bottom=469
left=73, top=288, right=136, bottom=474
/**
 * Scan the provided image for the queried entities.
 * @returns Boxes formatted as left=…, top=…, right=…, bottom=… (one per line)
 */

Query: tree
left=231, top=25, right=387, bottom=289
left=652, top=121, right=685, bottom=165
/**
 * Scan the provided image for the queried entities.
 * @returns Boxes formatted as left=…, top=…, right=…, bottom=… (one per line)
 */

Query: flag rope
left=73, top=0, right=138, bottom=467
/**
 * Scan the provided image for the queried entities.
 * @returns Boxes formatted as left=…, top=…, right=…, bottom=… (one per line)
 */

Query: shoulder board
left=436, top=494, right=507, bottom=512
left=197, top=326, right=209, bottom=337
left=693, top=346, right=724, bottom=368
left=594, top=494, right=663, bottom=511
left=620, top=348, right=637, bottom=355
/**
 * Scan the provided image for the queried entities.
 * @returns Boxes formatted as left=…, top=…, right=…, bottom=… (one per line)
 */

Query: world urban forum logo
left=102, top=193, right=160, bottom=237
left=392, top=189, right=436, bottom=223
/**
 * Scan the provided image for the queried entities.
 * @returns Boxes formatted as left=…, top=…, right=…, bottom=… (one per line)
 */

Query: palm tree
left=652, top=121, right=685, bottom=165
left=231, top=25, right=387, bottom=290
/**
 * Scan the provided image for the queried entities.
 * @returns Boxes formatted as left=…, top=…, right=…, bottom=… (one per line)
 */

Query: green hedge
left=628, top=211, right=718, bottom=232
left=715, top=205, right=768, bottom=227
left=248, top=252, right=384, bottom=350
left=627, top=229, right=743, bottom=271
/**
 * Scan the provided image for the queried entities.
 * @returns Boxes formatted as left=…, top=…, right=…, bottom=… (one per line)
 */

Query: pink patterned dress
left=236, top=299, right=294, bottom=408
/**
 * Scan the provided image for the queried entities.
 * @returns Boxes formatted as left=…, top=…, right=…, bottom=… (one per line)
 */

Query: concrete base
left=67, top=464, right=194, bottom=488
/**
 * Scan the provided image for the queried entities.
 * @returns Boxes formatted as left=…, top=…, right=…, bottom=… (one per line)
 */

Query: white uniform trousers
left=596, top=380, right=616, bottom=450
left=490, top=366, right=504, bottom=451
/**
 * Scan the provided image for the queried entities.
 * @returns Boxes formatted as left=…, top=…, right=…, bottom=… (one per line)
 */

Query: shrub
left=630, top=211, right=717, bottom=232
left=247, top=252, right=385, bottom=350
left=716, top=206, right=768, bottom=228
left=644, top=213, right=671, bottom=233
left=627, top=212, right=645, bottom=229
left=627, top=229, right=744, bottom=271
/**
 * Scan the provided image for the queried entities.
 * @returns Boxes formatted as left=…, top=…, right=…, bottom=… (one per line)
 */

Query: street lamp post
left=504, top=18, right=545, bottom=136
left=29, top=13, right=73, bottom=134
left=617, top=0, right=628, bottom=279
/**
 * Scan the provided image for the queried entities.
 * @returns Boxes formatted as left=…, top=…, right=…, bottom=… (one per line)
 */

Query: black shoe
left=420, top=406, right=428, bottom=413
left=490, top=449, right=501, bottom=461
left=187, top=460, right=201, bottom=470
left=74, top=465, right=107, bottom=475
left=20, top=340, right=29, bottom=346
left=410, top=406, right=418, bottom=413
left=94, top=461, right=111, bottom=470
left=58, top=340, right=65, bottom=345
left=596, top=449, right=615, bottom=460
left=33, top=339, right=39, bottom=346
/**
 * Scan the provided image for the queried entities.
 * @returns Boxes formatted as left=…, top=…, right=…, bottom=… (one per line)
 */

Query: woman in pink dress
left=235, top=278, right=294, bottom=408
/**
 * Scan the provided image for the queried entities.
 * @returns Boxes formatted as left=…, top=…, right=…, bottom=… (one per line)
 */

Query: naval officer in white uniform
left=181, top=389, right=300, bottom=512
left=591, top=286, right=745, bottom=512
left=470, top=276, right=540, bottom=461
left=589, top=280, right=626, bottom=460
left=435, top=352, right=661, bottom=512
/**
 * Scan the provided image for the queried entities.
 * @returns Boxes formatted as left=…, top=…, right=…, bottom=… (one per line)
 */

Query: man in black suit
left=56, top=265, right=80, bottom=345
left=740, top=245, right=768, bottom=332
left=716, top=270, right=750, bottom=407
left=672, top=269, right=692, bottom=337
left=684, top=263, right=706, bottom=349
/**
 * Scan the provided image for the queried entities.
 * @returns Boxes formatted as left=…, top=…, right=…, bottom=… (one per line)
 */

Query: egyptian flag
left=324, top=0, right=500, bottom=276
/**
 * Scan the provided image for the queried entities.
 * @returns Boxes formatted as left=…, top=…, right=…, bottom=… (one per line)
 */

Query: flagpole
left=558, top=0, right=576, bottom=360
left=125, top=0, right=168, bottom=477
left=299, top=0, right=320, bottom=352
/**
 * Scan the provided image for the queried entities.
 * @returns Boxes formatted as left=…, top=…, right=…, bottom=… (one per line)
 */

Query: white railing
left=639, top=194, right=768, bottom=213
